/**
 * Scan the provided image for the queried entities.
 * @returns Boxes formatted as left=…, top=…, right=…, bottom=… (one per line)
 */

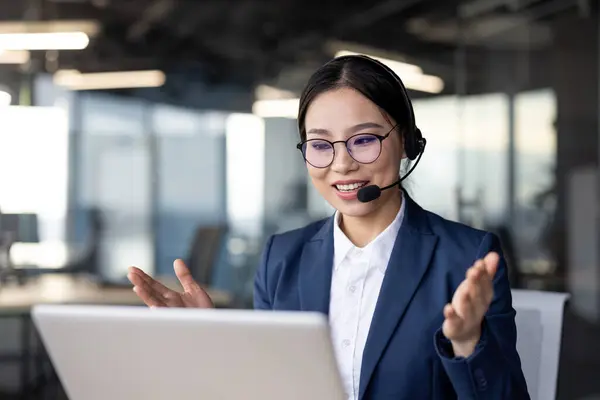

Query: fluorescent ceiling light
left=400, top=74, right=445, bottom=94
left=336, top=50, right=423, bottom=75
left=334, top=50, right=444, bottom=94
left=0, top=32, right=89, bottom=50
left=255, top=84, right=297, bottom=100
left=0, top=20, right=100, bottom=35
left=252, top=98, right=299, bottom=119
left=0, top=50, right=30, bottom=64
left=53, top=69, right=166, bottom=90
left=0, top=91, right=11, bottom=106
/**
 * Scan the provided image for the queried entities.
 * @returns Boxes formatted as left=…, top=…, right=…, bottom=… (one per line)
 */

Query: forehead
left=304, top=87, right=389, bottom=135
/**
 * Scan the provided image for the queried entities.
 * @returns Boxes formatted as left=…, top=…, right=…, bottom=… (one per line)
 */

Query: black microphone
left=357, top=179, right=400, bottom=203
left=357, top=143, right=426, bottom=203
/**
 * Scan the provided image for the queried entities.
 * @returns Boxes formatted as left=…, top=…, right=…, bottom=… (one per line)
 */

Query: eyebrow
left=306, top=122, right=385, bottom=136
left=347, top=122, right=385, bottom=133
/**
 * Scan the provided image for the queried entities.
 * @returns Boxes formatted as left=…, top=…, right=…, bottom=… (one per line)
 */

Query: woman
left=128, top=54, right=530, bottom=400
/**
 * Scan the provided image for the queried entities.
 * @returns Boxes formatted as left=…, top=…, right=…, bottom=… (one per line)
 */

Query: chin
left=328, top=198, right=377, bottom=217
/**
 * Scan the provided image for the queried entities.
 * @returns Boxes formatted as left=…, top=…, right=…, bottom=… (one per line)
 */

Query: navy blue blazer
left=254, top=194, right=530, bottom=400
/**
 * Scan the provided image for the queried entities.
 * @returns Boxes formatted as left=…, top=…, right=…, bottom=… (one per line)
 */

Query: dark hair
left=297, top=56, right=412, bottom=142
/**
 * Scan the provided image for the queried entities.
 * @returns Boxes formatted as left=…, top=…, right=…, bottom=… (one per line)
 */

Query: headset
left=330, top=54, right=426, bottom=161
left=322, top=54, right=428, bottom=202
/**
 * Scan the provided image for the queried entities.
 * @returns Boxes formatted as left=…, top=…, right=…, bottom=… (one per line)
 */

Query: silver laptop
left=32, top=305, right=346, bottom=400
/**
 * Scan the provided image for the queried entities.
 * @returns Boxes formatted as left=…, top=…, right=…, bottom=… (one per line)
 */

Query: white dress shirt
left=329, top=195, right=406, bottom=400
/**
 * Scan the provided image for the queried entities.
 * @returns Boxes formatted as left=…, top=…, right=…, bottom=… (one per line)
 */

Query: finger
left=128, top=270, right=176, bottom=306
left=454, top=287, right=478, bottom=321
left=483, top=252, right=500, bottom=277
left=443, top=303, right=457, bottom=319
left=467, top=261, right=494, bottom=300
left=470, top=259, right=494, bottom=305
left=467, top=262, right=484, bottom=282
left=467, top=280, right=491, bottom=318
left=173, top=259, right=201, bottom=293
left=128, top=267, right=175, bottom=298
left=127, top=268, right=155, bottom=292
left=469, top=261, right=488, bottom=286
left=133, top=285, right=167, bottom=308
left=443, top=304, right=464, bottom=338
left=465, top=274, right=483, bottom=304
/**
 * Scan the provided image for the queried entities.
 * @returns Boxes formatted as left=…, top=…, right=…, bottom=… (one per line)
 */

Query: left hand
left=442, top=252, right=499, bottom=357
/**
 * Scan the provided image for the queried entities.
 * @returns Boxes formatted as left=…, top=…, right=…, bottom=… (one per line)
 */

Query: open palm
left=128, top=259, right=214, bottom=308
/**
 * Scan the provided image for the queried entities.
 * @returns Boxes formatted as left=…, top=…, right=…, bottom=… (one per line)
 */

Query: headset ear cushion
left=404, top=128, right=424, bottom=160
left=403, top=130, right=415, bottom=161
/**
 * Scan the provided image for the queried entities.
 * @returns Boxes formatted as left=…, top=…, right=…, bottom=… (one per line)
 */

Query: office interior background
left=0, top=0, right=598, bottom=398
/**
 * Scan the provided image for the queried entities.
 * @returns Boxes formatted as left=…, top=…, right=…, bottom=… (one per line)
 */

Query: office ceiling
left=0, top=0, right=593, bottom=96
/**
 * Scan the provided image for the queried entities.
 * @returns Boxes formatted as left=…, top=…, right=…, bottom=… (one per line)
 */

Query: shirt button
left=348, top=285, right=356, bottom=293
left=342, top=339, right=351, bottom=347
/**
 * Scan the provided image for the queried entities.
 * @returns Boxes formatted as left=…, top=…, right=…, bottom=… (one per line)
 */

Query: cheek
left=372, top=145, right=402, bottom=177
left=307, top=165, right=328, bottom=185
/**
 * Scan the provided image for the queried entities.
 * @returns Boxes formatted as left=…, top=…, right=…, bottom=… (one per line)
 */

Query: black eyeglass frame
left=296, top=125, right=397, bottom=168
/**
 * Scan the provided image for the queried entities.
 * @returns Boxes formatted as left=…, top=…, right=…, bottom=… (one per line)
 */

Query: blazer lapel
left=359, top=195, right=439, bottom=400
left=298, top=216, right=335, bottom=315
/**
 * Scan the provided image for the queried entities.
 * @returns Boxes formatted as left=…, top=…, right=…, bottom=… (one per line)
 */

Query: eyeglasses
left=296, top=126, right=395, bottom=168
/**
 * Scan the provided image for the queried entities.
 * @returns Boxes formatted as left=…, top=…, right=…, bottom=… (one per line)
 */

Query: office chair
left=511, top=289, right=569, bottom=400
left=186, top=225, right=227, bottom=285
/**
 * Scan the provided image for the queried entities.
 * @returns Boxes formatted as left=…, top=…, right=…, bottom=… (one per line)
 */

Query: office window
left=411, top=93, right=509, bottom=223
left=226, top=114, right=265, bottom=237
left=153, top=103, right=228, bottom=274
left=0, top=106, right=69, bottom=241
left=514, top=88, right=557, bottom=273
left=78, top=93, right=153, bottom=277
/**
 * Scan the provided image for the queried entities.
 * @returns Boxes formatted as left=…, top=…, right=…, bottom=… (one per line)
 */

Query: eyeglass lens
left=302, top=134, right=382, bottom=168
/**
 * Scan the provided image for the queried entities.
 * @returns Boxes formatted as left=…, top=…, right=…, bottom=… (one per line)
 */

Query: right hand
left=127, top=259, right=214, bottom=308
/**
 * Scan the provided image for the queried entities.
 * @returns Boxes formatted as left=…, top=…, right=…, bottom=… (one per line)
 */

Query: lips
left=334, top=181, right=368, bottom=192
left=331, top=180, right=370, bottom=200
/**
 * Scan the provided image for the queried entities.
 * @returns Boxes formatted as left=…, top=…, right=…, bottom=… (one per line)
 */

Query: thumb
left=483, top=252, right=500, bottom=277
left=173, top=259, right=200, bottom=292
left=442, top=304, right=464, bottom=339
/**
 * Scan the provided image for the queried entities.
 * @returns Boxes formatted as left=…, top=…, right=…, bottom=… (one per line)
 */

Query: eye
left=310, top=140, right=332, bottom=151
left=351, top=134, right=378, bottom=146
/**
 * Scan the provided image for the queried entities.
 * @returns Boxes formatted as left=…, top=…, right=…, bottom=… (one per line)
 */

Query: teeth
left=336, top=182, right=367, bottom=192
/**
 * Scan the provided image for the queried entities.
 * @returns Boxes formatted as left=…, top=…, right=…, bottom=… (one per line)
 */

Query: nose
left=330, top=143, right=357, bottom=173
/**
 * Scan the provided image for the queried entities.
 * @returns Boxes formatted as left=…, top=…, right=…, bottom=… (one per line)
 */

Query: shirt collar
left=333, top=191, right=406, bottom=272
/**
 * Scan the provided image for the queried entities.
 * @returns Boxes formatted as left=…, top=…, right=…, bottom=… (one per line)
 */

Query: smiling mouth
left=333, top=182, right=369, bottom=192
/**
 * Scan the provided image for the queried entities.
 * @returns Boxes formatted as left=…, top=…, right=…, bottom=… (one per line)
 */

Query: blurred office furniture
left=48, top=207, right=103, bottom=277
left=512, top=289, right=569, bottom=400
left=186, top=225, right=227, bottom=286
left=185, top=225, right=270, bottom=308
left=0, top=213, right=40, bottom=244
left=0, top=232, right=15, bottom=273
left=0, top=274, right=232, bottom=312
left=487, top=224, right=523, bottom=289
left=567, top=166, right=600, bottom=323
left=0, top=214, right=39, bottom=285
left=455, top=187, right=484, bottom=229
left=0, top=273, right=232, bottom=398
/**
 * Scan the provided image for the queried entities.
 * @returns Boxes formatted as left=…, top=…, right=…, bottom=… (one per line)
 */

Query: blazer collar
left=297, top=190, right=435, bottom=312
left=359, top=193, right=438, bottom=399
left=297, top=193, right=439, bottom=399
left=297, top=215, right=335, bottom=314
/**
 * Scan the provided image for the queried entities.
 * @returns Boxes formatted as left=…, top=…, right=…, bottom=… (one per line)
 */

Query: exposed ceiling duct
left=0, top=0, right=582, bottom=96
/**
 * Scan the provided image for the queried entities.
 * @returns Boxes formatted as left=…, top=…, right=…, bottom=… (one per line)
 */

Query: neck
left=339, top=190, right=403, bottom=248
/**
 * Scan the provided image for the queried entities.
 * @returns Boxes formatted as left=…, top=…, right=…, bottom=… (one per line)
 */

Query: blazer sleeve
left=433, top=232, right=531, bottom=400
left=253, top=235, right=275, bottom=310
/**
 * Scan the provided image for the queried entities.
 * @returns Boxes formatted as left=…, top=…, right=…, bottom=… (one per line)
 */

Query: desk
left=0, top=274, right=232, bottom=398
left=0, top=273, right=232, bottom=312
